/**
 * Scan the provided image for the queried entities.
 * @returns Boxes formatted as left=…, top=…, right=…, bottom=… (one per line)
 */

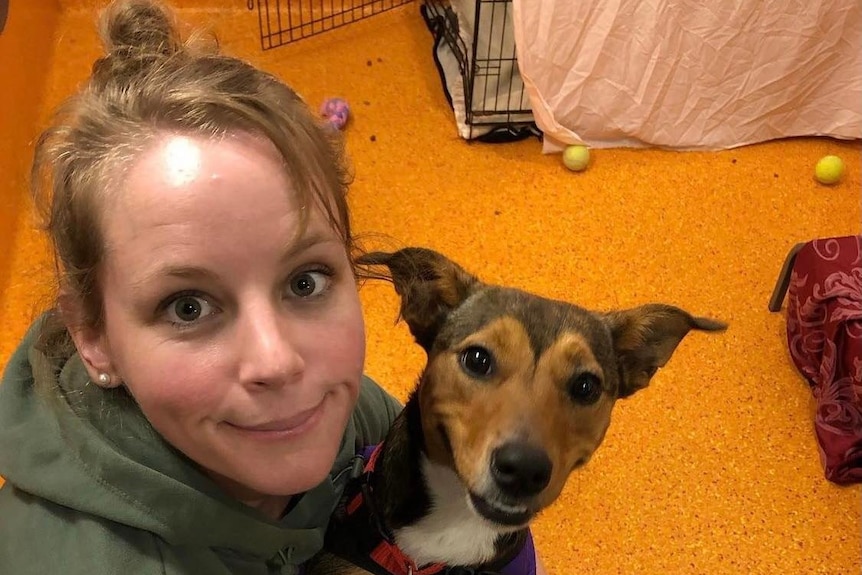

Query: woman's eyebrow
left=128, top=232, right=340, bottom=293
left=278, top=231, right=340, bottom=264
left=129, top=265, right=221, bottom=295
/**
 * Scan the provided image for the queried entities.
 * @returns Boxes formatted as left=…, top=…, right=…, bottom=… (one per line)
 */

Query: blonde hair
left=32, top=0, right=354, bottom=354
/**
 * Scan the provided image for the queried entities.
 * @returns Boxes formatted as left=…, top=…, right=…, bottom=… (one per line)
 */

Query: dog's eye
left=460, top=346, right=494, bottom=377
left=568, top=372, right=603, bottom=405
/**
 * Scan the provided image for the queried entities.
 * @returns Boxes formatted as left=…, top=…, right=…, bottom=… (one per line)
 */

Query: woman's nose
left=236, top=310, right=304, bottom=388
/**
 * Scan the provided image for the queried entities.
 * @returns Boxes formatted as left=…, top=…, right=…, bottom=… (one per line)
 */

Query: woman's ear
left=59, top=293, right=120, bottom=388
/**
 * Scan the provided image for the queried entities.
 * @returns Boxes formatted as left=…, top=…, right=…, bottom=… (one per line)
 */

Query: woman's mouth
left=226, top=396, right=327, bottom=439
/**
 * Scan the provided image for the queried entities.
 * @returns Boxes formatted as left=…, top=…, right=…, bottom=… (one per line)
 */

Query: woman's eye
left=289, top=270, right=330, bottom=298
left=166, top=295, right=214, bottom=324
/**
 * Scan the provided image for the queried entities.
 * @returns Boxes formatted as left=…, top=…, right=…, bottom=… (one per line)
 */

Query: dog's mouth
left=468, top=491, right=534, bottom=527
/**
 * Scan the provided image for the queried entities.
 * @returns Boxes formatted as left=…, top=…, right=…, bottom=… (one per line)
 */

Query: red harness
left=343, top=444, right=446, bottom=575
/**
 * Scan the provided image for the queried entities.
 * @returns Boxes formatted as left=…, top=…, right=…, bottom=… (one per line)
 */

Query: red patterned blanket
left=786, top=236, right=862, bottom=485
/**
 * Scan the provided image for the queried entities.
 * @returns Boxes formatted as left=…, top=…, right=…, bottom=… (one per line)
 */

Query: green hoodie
left=0, top=318, right=402, bottom=574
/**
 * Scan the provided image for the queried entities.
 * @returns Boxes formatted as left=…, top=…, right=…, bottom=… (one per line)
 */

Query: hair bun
left=98, top=0, right=181, bottom=59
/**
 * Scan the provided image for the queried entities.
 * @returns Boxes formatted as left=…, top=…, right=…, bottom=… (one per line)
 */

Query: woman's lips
left=227, top=396, right=326, bottom=437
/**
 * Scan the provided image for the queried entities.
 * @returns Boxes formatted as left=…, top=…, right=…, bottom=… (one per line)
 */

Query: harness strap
left=369, top=540, right=446, bottom=575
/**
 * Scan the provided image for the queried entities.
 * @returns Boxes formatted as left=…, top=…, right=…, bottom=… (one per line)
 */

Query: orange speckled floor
left=1, top=3, right=860, bottom=574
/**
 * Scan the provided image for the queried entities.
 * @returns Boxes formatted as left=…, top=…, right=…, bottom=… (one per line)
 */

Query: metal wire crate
left=248, top=0, right=414, bottom=50
left=421, top=0, right=537, bottom=142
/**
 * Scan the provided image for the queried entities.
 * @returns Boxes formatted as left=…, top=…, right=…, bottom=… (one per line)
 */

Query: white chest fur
left=392, top=457, right=506, bottom=567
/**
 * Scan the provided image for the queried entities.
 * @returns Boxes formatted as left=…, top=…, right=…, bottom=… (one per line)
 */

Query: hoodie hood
left=0, top=319, right=366, bottom=564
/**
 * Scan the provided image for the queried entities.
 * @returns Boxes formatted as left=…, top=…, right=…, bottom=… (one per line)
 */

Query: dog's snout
left=490, top=442, right=552, bottom=498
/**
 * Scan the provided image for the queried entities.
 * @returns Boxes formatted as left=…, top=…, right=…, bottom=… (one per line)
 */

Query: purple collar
left=500, top=529, right=537, bottom=575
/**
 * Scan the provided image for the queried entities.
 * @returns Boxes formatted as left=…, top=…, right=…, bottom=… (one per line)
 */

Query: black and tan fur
left=309, top=248, right=726, bottom=574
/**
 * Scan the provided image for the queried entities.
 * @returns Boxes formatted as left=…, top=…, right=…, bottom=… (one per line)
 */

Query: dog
left=308, top=247, right=726, bottom=575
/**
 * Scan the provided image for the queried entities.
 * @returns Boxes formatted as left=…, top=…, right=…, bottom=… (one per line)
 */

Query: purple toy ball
left=320, top=97, right=350, bottom=131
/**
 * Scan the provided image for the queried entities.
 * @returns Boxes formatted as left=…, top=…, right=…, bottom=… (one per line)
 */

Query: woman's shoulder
left=0, top=484, right=165, bottom=574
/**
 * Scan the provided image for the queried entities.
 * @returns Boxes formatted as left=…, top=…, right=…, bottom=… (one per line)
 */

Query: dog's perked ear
left=604, top=304, right=727, bottom=398
left=356, top=248, right=481, bottom=351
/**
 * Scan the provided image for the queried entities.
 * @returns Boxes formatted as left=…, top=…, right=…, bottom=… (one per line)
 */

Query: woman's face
left=79, top=132, right=365, bottom=513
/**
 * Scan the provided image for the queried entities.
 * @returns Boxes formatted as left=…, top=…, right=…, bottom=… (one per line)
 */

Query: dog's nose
left=490, top=442, right=553, bottom=498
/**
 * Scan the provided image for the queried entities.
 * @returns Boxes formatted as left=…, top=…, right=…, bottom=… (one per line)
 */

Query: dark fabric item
left=786, top=235, right=862, bottom=485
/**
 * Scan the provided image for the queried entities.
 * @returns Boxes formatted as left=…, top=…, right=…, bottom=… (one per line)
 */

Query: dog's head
left=359, top=248, right=726, bottom=529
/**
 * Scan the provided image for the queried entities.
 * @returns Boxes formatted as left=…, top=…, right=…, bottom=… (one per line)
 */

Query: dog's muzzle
left=490, top=441, right=553, bottom=498
left=468, top=491, right=533, bottom=527
left=468, top=441, right=553, bottom=526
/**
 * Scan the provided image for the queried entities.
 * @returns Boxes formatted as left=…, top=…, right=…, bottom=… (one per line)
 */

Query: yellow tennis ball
left=563, top=145, right=590, bottom=172
left=815, top=155, right=844, bottom=185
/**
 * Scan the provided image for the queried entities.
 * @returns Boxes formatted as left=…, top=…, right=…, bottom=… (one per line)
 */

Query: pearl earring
left=98, top=373, right=111, bottom=386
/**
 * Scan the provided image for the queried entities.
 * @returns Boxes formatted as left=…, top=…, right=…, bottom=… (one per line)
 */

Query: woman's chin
left=205, top=388, right=357, bottom=505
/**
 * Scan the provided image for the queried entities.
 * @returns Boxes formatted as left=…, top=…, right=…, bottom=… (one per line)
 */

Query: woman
left=0, top=1, right=400, bottom=572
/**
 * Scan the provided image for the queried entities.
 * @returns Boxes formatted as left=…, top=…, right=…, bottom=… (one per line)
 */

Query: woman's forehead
left=113, top=133, right=289, bottom=212
left=102, top=134, right=305, bottom=254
